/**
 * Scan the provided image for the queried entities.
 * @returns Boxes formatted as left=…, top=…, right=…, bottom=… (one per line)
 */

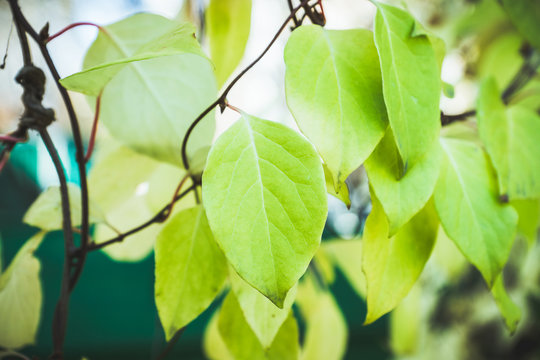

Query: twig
left=83, top=185, right=196, bottom=253
left=46, top=21, right=106, bottom=43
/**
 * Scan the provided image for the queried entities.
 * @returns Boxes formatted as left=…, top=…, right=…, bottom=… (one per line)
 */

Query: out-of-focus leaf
left=23, top=183, right=104, bottom=231
left=206, top=0, right=252, bottom=86
left=477, top=78, right=540, bottom=200
left=0, top=233, right=44, bottom=349
left=434, top=138, right=518, bottom=286
left=491, top=274, right=521, bottom=334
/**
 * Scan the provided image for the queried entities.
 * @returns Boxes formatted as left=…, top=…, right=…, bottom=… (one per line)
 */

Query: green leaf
left=500, top=0, right=540, bottom=51
left=284, top=25, right=387, bottom=191
left=434, top=138, right=518, bottom=286
left=0, top=233, right=44, bottom=349
left=323, top=165, right=350, bottom=208
left=62, top=14, right=217, bottom=167
left=322, top=239, right=365, bottom=298
left=363, top=193, right=438, bottom=324
left=206, top=0, right=252, bottom=86
left=477, top=78, right=540, bottom=200
left=491, top=274, right=521, bottom=334
left=297, top=277, right=347, bottom=360
left=218, top=291, right=299, bottom=360
left=432, top=226, right=467, bottom=280
left=155, top=206, right=227, bottom=340
left=203, top=312, right=234, bottom=360
left=23, top=183, right=104, bottom=231
left=229, top=268, right=297, bottom=348
left=390, top=284, right=421, bottom=356
left=202, top=112, right=327, bottom=307
left=512, top=199, right=540, bottom=247
left=372, top=1, right=441, bottom=170
left=365, top=129, right=442, bottom=235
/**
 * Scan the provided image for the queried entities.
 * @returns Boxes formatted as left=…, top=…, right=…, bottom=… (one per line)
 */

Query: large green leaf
left=434, top=138, right=518, bottom=286
left=362, top=193, right=438, bottom=324
left=284, top=25, right=387, bottom=191
left=477, top=78, right=540, bottom=200
left=61, top=13, right=217, bottom=167
left=0, top=233, right=44, bottom=349
left=372, top=1, right=440, bottom=170
left=229, top=268, right=297, bottom=348
left=500, top=0, right=540, bottom=51
left=365, top=129, right=442, bottom=235
left=218, top=292, right=299, bottom=360
left=206, top=0, right=252, bottom=86
left=491, top=274, right=521, bottom=334
left=23, top=183, right=104, bottom=231
left=202, top=112, right=327, bottom=307
left=155, top=206, right=227, bottom=340
left=296, top=277, right=347, bottom=360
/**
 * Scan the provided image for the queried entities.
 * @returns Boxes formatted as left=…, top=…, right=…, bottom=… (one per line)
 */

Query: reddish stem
left=84, top=92, right=102, bottom=163
left=0, top=134, right=25, bottom=143
left=226, top=103, right=242, bottom=114
left=162, top=174, right=190, bottom=222
left=46, top=22, right=106, bottom=43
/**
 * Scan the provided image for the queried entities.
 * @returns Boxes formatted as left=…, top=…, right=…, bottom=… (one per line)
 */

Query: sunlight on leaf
left=202, top=112, right=327, bottom=307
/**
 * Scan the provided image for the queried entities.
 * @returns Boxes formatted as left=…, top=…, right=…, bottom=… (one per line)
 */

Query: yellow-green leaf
left=477, top=78, right=540, bottom=200
left=284, top=25, right=387, bottom=192
left=218, top=291, right=299, bottom=360
left=365, top=129, right=442, bottom=235
left=297, top=277, right=347, bottom=360
left=229, top=268, right=297, bottom=348
left=491, top=274, right=521, bottom=334
left=372, top=1, right=440, bottom=170
left=363, top=193, right=438, bottom=324
left=512, top=199, right=540, bottom=248
left=202, top=112, right=327, bottom=307
left=434, top=138, right=518, bottom=286
left=390, top=284, right=421, bottom=356
left=23, top=183, right=104, bottom=231
left=322, top=239, right=365, bottom=298
left=0, top=233, right=44, bottom=349
left=155, top=206, right=227, bottom=340
left=206, top=0, right=252, bottom=86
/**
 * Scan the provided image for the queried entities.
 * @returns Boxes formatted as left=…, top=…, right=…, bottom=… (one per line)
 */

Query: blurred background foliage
left=0, top=0, right=539, bottom=358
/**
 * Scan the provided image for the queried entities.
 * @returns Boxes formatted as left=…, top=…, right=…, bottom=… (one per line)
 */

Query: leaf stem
left=84, top=91, right=102, bottom=163
left=46, top=22, right=106, bottom=43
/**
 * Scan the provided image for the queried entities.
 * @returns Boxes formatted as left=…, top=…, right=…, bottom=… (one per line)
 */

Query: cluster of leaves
left=1, top=0, right=540, bottom=358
